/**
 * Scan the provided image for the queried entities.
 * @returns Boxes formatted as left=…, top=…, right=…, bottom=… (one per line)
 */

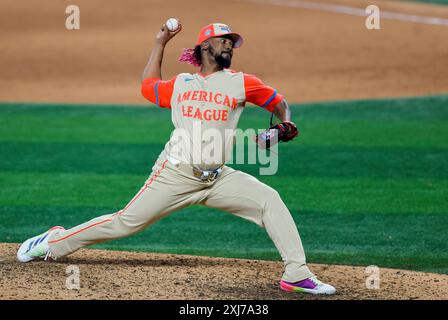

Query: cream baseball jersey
left=16, top=22, right=335, bottom=294
left=141, top=69, right=283, bottom=170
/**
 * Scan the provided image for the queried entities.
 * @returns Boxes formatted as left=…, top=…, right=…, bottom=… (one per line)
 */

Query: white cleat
left=17, top=226, right=64, bottom=263
left=280, top=276, right=337, bottom=295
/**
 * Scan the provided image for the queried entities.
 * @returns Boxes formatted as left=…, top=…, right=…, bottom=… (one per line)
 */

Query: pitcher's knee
left=262, top=187, right=289, bottom=213
left=250, top=188, right=279, bottom=211
left=265, top=188, right=282, bottom=204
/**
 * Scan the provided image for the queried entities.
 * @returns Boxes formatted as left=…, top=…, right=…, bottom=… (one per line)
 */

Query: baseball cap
left=196, top=23, right=243, bottom=48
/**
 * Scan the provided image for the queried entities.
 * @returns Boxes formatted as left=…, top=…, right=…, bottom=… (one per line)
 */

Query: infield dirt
left=1, top=243, right=448, bottom=299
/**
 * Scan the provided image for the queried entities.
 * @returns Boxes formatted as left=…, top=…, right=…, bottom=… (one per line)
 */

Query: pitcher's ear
left=201, top=41, right=210, bottom=50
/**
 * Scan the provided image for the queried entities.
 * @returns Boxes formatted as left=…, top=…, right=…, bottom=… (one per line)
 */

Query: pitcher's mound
left=0, top=243, right=446, bottom=300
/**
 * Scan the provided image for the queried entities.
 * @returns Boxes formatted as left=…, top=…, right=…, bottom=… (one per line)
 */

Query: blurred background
left=1, top=0, right=447, bottom=103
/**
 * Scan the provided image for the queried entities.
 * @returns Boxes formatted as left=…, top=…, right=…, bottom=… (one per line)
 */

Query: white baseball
left=166, top=18, right=179, bottom=32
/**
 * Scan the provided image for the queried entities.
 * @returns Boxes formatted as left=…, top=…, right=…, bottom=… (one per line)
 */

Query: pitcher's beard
left=210, top=47, right=232, bottom=69
left=215, top=54, right=231, bottom=68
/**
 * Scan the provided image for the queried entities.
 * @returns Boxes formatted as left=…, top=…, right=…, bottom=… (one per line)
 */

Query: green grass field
left=1, top=95, right=447, bottom=274
left=413, top=0, right=448, bottom=5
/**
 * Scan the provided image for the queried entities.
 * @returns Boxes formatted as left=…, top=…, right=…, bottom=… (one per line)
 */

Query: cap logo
left=219, top=26, right=231, bottom=33
left=205, top=29, right=212, bottom=36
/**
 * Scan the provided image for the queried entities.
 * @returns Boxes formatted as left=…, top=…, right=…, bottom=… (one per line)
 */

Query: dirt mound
left=1, top=243, right=447, bottom=300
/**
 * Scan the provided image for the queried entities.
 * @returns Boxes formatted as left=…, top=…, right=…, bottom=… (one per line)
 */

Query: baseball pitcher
left=17, top=21, right=335, bottom=295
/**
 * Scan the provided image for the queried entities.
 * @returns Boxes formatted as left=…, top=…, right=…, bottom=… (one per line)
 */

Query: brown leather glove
left=254, top=121, right=300, bottom=149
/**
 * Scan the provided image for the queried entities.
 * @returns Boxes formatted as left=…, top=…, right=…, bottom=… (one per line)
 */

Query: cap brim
left=227, top=33, right=243, bottom=48
left=198, top=33, right=244, bottom=48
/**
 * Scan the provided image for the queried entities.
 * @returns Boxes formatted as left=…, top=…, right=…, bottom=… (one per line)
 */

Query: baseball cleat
left=17, top=226, right=64, bottom=263
left=280, top=276, right=336, bottom=295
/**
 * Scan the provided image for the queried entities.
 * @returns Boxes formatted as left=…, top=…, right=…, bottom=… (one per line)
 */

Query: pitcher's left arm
left=243, top=73, right=299, bottom=148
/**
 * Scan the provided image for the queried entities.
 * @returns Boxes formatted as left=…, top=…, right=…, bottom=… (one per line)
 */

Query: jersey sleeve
left=243, top=73, right=283, bottom=112
left=141, top=76, right=176, bottom=109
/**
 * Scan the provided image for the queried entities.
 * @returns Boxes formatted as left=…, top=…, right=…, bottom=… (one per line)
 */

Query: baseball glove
left=255, top=121, right=300, bottom=149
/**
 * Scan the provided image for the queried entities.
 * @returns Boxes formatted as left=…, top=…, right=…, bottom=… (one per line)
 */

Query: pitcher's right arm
left=142, top=21, right=182, bottom=81
left=141, top=21, right=182, bottom=108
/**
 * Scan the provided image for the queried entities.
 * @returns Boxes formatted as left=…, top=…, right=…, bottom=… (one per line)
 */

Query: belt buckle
left=200, top=171, right=213, bottom=182
left=198, top=168, right=221, bottom=182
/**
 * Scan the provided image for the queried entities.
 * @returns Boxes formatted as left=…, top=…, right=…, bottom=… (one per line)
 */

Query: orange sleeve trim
left=243, top=73, right=283, bottom=112
left=141, top=77, right=176, bottom=109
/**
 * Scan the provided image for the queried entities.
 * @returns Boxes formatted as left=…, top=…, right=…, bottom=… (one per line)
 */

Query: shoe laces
left=43, top=248, right=57, bottom=261
left=310, top=276, right=323, bottom=286
left=44, top=250, right=52, bottom=261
